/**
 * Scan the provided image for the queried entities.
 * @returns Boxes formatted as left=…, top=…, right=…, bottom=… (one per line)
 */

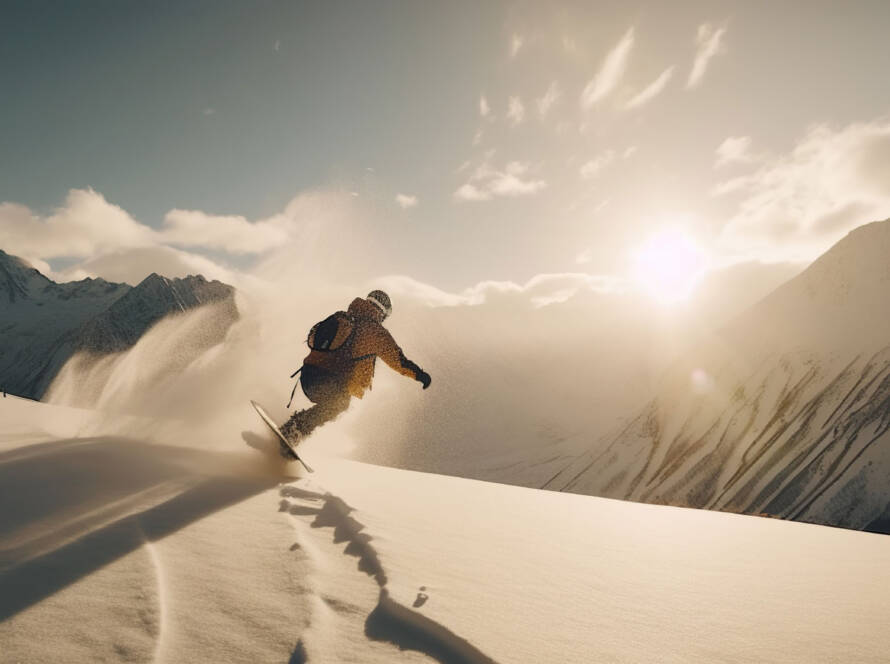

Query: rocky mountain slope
left=546, top=219, right=890, bottom=533
left=0, top=250, right=237, bottom=399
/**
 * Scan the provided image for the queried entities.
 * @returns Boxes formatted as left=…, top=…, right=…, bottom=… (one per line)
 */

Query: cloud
left=377, top=272, right=624, bottom=309
left=581, top=27, right=634, bottom=108
left=161, top=208, right=290, bottom=254
left=454, top=184, right=491, bottom=202
left=717, top=120, right=890, bottom=260
left=274, top=40, right=280, bottom=52
left=0, top=187, right=379, bottom=293
left=688, top=23, right=726, bottom=88
left=0, top=188, right=157, bottom=262
left=463, top=273, right=625, bottom=308
left=370, top=275, right=471, bottom=307
left=710, top=176, right=748, bottom=197
left=714, top=136, right=754, bottom=168
left=575, top=247, right=593, bottom=264
left=63, top=246, right=240, bottom=287
left=579, top=150, right=615, bottom=179
left=203, top=108, right=216, bottom=116
left=395, top=193, right=418, bottom=209
left=479, top=95, right=491, bottom=119
left=454, top=159, right=546, bottom=202
left=624, top=66, right=674, bottom=109
left=507, top=96, right=525, bottom=126
left=536, top=81, right=561, bottom=117
left=510, top=34, right=523, bottom=58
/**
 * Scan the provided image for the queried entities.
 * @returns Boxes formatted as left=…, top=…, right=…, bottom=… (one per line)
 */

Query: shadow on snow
left=0, top=436, right=281, bottom=621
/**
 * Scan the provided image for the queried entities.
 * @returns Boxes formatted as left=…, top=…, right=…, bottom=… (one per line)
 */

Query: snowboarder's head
left=366, top=290, right=392, bottom=321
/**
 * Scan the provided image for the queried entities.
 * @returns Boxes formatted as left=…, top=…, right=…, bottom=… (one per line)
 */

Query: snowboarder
left=280, top=290, right=431, bottom=443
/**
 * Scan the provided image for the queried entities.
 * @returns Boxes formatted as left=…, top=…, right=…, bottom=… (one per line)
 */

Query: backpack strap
left=286, top=366, right=303, bottom=408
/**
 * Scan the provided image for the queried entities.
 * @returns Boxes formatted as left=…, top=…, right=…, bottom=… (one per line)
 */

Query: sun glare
left=631, top=230, right=706, bottom=305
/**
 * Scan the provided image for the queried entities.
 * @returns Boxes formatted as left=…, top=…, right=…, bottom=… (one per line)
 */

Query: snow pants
left=282, top=364, right=352, bottom=439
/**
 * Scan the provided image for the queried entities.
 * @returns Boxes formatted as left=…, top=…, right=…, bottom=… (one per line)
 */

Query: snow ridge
left=279, top=484, right=498, bottom=664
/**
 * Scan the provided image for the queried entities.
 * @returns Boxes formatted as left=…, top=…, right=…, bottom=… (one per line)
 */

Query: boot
left=279, top=414, right=304, bottom=446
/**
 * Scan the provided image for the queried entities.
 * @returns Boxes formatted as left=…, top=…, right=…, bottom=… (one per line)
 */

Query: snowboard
left=250, top=400, right=314, bottom=473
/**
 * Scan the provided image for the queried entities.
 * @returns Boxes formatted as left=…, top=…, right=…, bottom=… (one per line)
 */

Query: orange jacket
left=303, top=297, right=421, bottom=398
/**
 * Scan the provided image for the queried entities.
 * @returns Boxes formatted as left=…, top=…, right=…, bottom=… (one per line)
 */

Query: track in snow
left=279, top=483, right=498, bottom=664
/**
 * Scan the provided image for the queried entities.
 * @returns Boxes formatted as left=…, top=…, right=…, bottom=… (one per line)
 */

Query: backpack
left=307, top=311, right=356, bottom=352
left=287, top=311, right=357, bottom=407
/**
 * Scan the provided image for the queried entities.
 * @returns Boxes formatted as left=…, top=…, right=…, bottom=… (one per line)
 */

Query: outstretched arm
left=374, top=327, right=431, bottom=389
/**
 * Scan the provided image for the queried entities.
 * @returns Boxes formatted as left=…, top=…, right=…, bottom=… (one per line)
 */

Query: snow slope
left=549, top=220, right=890, bottom=532
left=3, top=396, right=889, bottom=663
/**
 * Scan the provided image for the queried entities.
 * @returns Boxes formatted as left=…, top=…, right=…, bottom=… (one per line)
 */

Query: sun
left=630, top=229, right=706, bottom=305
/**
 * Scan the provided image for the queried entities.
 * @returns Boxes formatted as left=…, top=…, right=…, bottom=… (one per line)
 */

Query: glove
left=416, top=369, right=431, bottom=390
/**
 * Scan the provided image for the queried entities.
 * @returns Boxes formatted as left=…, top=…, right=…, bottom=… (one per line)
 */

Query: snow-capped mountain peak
left=0, top=250, right=237, bottom=399
left=0, top=249, right=52, bottom=303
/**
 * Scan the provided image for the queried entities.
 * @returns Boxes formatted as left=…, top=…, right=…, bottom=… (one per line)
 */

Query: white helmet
left=366, top=290, right=392, bottom=318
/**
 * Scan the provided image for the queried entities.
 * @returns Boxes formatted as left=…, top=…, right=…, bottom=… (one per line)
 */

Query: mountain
left=74, top=273, right=235, bottom=354
left=546, top=219, right=890, bottom=534
left=0, top=250, right=237, bottom=399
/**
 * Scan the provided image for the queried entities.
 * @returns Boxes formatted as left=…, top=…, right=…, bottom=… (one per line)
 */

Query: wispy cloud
left=507, top=96, right=525, bottom=126
left=479, top=95, right=491, bottom=119
left=716, top=120, right=890, bottom=260
left=274, top=40, right=280, bottom=52
left=714, top=136, right=754, bottom=168
left=454, top=160, right=546, bottom=202
left=624, top=66, right=674, bottom=109
left=537, top=81, right=562, bottom=117
left=688, top=23, right=726, bottom=89
left=395, top=193, right=418, bottom=209
left=579, top=150, right=616, bottom=179
left=376, top=272, right=624, bottom=308
left=581, top=27, right=635, bottom=109
left=510, top=34, right=523, bottom=58
left=202, top=108, right=216, bottom=116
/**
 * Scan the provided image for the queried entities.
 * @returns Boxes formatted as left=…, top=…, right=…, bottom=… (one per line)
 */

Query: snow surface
left=3, top=396, right=889, bottom=663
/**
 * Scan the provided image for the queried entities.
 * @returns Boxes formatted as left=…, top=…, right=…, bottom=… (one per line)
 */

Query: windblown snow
left=2, top=396, right=889, bottom=663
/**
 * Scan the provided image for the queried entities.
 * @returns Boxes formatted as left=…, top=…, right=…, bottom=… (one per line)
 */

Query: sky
left=2, top=0, right=890, bottom=301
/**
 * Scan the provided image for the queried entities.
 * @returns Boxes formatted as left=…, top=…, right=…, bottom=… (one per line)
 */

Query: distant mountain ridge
left=0, top=250, right=237, bottom=399
left=74, top=272, right=235, bottom=354
left=547, top=218, right=890, bottom=534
